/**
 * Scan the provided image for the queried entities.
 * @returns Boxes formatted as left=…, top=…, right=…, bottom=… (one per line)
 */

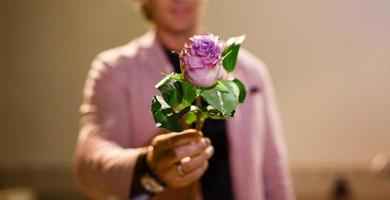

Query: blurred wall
left=1, top=0, right=390, bottom=169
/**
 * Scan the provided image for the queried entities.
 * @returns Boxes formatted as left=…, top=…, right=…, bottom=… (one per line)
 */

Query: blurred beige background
left=1, top=0, right=390, bottom=199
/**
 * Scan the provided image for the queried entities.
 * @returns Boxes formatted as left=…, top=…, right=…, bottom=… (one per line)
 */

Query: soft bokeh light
left=1, top=0, right=389, bottom=199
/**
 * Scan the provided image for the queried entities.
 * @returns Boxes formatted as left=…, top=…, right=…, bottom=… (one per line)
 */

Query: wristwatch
left=139, top=148, right=165, bottom=194
left=141, top=172, right=165, bottom=193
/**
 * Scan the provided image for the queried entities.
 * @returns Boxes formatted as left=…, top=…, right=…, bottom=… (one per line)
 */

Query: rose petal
left=185, top=66, right=221, bottom=87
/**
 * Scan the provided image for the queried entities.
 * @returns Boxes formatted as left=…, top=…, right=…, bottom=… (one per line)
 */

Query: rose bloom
left=180, top=34, right=222, bottom=87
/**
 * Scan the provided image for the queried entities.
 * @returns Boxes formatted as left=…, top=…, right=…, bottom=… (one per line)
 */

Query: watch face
left=141, top=173, right=165, bottom=193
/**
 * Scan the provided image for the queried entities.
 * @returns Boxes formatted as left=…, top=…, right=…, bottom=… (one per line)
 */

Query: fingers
left=153, top=138, right=210, bottom=169
left=147, top=130, right=213, bottom=188
left=170, top=129, right=203, bottom=147
left=180, top=145, right=214, bottom=174
left=158, top=160, right=210, bottom=188
left=171, top=161, right=209, bottom=188
left=166, top=137, right=210, bottom=165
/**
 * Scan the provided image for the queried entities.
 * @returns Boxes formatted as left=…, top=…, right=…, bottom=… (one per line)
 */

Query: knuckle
left=152, top=134, right=164, bottom=144
left=196, top=141, right=206, bottom=150
left=182, top=157, right=204, bottom=173
left=170, top=148, right=180, bottom=160
left=152, top=140, right=163, bottom=150
left=196, top=155, right=207, bottom=165
left=191, top=143, right=200, bottom=151
left=182, top=146, right=193, bottom=155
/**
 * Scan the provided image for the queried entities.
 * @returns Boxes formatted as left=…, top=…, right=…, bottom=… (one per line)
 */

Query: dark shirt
left=164, top=48, right=234, bottom=200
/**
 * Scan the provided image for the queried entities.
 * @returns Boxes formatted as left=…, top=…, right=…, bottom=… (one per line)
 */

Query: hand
left=146, top=129, right=214, bottom=188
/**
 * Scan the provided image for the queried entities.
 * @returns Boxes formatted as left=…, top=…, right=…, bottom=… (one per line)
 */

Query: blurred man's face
left=145, top=0, right=204, bottom=33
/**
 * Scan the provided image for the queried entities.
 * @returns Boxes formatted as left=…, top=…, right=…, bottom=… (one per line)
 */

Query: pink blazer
left=74, top=30, right=295, bottom=200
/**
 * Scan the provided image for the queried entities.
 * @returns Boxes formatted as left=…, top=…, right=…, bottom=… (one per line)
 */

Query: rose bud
left=179, top=34, right=222, bottom=87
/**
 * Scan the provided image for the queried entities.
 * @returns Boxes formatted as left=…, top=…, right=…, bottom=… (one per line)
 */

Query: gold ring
left=176, top=164, right=185, bottom=176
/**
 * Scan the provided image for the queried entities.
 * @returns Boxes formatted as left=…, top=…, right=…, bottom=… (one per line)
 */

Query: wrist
left=130, top=149, right=164, bottom=198
left=140, top=146, right=165, bottom=194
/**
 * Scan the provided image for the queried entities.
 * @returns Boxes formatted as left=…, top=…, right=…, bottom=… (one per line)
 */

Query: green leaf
left=169, top=73, right=184, bottom=81
left=181, top=81, right=197, bottom=107
left=200, top=84, right=239, bottom=118
left=155, top=76, right=182, bottom=108
left=213, top=80, right=229, bottom=93
left=206, top=105, right=225, bottom=119
left=222, top=35, right=246, bottom=72
left=153, top=75, right=197, bottom=130
left=221, top=79, right=246, bottom=103
left=222, top=80, right=240, bottom=98
left=232, top=79, right=247, bottom=103
left=155, top=76, right=197, bottom=109
left=184, top=111, right=197, bottom=125
left=195, top=88, right=203, bottom=96
left=208, top=113, right=225, bottom=120
left=151, top=96, right=182, bottom=132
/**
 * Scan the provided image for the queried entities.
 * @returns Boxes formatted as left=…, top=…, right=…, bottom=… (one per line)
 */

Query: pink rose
left=180, top=35, right=222, bottom=87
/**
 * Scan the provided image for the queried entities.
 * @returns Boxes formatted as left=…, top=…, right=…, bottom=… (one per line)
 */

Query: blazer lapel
left=140, top=30, right=174, bottom=76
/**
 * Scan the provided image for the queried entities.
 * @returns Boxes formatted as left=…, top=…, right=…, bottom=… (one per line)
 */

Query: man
left=74, top=0, right=294, bottom=199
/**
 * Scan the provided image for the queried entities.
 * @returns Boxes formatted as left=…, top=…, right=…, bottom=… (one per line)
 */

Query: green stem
left=195, top=97, right=204, bottom=131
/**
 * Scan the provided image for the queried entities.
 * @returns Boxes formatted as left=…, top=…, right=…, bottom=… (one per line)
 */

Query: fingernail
left=205, top=145, right=214, bottom=155
left=181, top=156, right=191, bottom=163
left=201, top=138, right=211, bottom=146
left=206, top=138, right=211, bottom=145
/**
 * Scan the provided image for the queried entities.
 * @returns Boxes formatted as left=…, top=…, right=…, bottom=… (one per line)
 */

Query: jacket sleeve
left=74, top=58, right=146, bottom=200
left=260, top=66, right=295, bottom=200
